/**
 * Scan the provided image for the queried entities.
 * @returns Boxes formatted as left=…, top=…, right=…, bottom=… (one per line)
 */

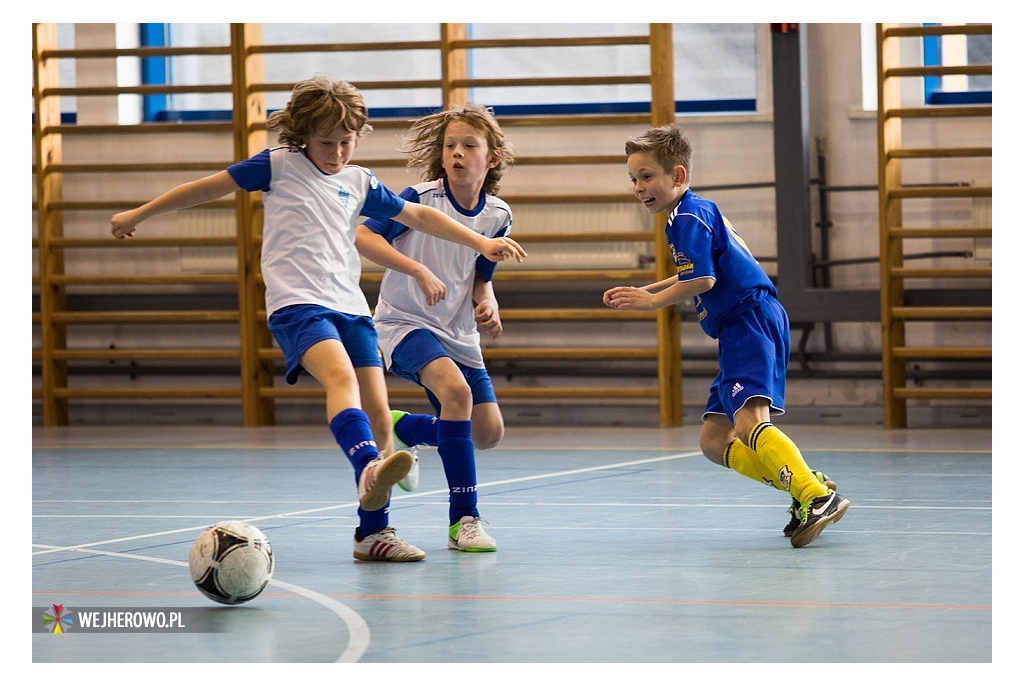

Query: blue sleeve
left=360, top=173, right=407, bottom=224
left=362, top=186, right=420, bottom=242
left=474, top=224, right=510, bottom=282
left=667, top=213, right=714, bottom=282
left=226, top=149, right=271, bottom=192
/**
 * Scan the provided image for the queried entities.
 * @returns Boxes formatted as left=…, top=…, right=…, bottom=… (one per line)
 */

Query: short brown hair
left=625, top=124, right=692, bottom=177
left=267, top=75, right=372, bottom=148
left=401, top=103, right=515, bottom=196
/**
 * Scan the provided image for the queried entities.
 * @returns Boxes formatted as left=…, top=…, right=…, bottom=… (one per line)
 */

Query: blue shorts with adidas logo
left=702, top=296, right=789, bottom=423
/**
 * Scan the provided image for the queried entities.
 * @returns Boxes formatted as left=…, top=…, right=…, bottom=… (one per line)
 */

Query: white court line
left=31, top=543, right=370, bottom=663
left=32, top=450, right=700, bottom=557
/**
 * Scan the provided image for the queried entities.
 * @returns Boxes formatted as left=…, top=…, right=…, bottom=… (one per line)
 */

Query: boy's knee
left=473, top=424, right=504, bottom=451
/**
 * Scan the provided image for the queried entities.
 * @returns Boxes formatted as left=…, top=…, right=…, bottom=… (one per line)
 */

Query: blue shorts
left=389, top=328, right=497, bottom=414
left=267, top=304, right=382, bottom=385
left=703, top=297, right=789, bottom=423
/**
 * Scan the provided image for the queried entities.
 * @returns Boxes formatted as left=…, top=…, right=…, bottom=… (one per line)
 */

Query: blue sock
left=356, top=506, right=389, bottom=538
left=395, top=412, right=439, bottom=448
left=329, top=408, right=379, bottom=483
left=437, top=419, right=478, bottom=524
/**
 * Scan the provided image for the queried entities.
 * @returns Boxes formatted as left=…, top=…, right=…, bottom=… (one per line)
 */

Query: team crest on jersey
left=669, top=242, right=694, bottom=275
left=337, top=187, right=350, bottom=207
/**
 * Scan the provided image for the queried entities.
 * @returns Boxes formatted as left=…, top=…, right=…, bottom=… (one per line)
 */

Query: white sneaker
left=390, top=410, right=421, bottom=493
left=447, top=516, right=497, bottom=552
left=357, top=451, right=413, bottom=512
left=353, top=527, right=426, bottom=562
left=397, top=451, right=420, bottom=493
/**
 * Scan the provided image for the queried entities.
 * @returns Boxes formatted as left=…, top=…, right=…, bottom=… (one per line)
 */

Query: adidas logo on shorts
left=731, top=382, right=744, bottom=397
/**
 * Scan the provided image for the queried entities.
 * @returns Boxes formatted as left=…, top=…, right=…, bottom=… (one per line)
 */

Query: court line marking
left=31, top=451, right=701, bottom=557
left=31, top=543, right=370, bottom=663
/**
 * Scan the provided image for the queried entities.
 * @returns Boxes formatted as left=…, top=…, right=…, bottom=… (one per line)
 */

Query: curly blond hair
left=267, top=75, right=372, bottom=148
left=401, top=103, right=514, bottom=196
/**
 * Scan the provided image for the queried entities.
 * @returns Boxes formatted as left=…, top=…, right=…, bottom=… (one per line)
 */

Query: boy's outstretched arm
left=395, top=203, right=526, bottom=263
left=111, top=171, right=241, bottom=239
left=603, top=276, right=714, bottom=311
left=355, top=225, right=447, bottom=306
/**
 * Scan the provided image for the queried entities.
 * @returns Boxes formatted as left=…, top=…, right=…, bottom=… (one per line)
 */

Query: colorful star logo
left=42, top=604, right=74, bottom=634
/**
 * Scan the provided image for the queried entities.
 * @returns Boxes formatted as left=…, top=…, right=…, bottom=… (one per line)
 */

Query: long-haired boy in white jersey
left=111, top=78, right=525, bottom=562
left=357, top=103, right=515, bottom=552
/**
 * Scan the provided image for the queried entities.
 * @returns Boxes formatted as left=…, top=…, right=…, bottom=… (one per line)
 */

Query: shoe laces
left=458, top=517, right=487, bottom=537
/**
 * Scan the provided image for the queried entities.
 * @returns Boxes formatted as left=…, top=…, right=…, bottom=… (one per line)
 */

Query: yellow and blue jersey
left=667, top=189, right=777, bottom=339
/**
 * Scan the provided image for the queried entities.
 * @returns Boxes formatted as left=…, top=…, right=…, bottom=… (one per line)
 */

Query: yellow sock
left=748, top=422, right=829, bottom=503
left=723, top=438, right=784, bottom=490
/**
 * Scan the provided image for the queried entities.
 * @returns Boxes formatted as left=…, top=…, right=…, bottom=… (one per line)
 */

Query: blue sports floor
left=30, top=422, right=997, bottom=673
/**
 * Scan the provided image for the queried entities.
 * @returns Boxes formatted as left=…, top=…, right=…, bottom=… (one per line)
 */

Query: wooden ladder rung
left=481, top=347, right=657, bottom=360
left=49, top=274, right=238, bottom=286
left=883, top=25, right=991, bottom=39
left=887, top=147, right=992, bottom=159
left=892, top=387, right=992, bottom=400
left=889, top=267, right=992, bottom=279
left=52, top=348, right=241, bottom=360
left=891, top=346, right=992, bottom=360
left=511, top=231, right=654, bottom=243
left=885, top=106, right=992, bottom=119
left=499, top=308, right=657, bottom=321
left=52, top=387, right=243, bottom=399
left=889, top=306, right=992, bottom=320
left=887, top=186, right=991, bottom=200
left=885, top=65, right=991, bottom=79
left=51, top=311, right=240, bottom=324
left=493, top=269, right=656, bottom=282
left=889, top=227, right=991, bottom=239
left=261, top=386, right=660, bottom=400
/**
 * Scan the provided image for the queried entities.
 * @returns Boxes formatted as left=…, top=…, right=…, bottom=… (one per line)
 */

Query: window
left=859, top=22, right=992, bottom=111
left=137, top=23, right=758, bottom=122
left=922, top=23, right=992, bottom=105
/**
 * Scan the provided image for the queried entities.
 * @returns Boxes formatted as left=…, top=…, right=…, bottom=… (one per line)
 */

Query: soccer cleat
left=353, top=527, right=426, bottom=562
left=357, top=450, right=413, bottom=512
left=790, top=490, right=850, bottom=548
left=448, top=516, right=497, bottom=552
left=390, top=410, right=421, bottom=492
left=784, top=471, right=837, bottom=538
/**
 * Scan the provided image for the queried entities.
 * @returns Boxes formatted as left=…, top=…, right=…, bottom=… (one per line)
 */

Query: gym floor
left=30, top=421, right=994, bottom=669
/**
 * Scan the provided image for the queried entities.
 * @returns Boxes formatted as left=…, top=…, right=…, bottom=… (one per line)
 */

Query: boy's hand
left=474, top=301, right=502, bottom=337
left=481, top=236, right=526, bottom=263
left=603, top=286, right=657, bottom=311
left=413, top=266, right=447, bottom=306
left=111, top=211, right=139, bottom=239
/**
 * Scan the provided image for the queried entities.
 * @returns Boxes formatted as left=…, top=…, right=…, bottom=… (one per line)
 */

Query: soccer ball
left=189, top=521, right=274, bottom=605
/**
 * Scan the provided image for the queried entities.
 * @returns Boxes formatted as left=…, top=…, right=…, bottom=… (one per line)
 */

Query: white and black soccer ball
left=189, top=521, right=274, bottom=605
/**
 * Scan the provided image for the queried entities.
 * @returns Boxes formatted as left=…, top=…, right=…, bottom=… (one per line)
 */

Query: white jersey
left=227, top=147, right=405, bottom=318
left=366, top=179, right=513, bottom=369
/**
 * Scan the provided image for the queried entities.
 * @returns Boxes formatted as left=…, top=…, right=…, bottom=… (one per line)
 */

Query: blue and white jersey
left=227, top=147, right=405, bottom=318
left=667, top=189, right=777, bottom=339
left=364, top=178, right=513, bottom=369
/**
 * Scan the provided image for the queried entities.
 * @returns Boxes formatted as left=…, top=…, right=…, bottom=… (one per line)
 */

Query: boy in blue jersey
left=356, top=103, right=514, bottom=553
left=111, top=76, right=526, bottom=562
left=603, top=125, right=848, bottom=547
